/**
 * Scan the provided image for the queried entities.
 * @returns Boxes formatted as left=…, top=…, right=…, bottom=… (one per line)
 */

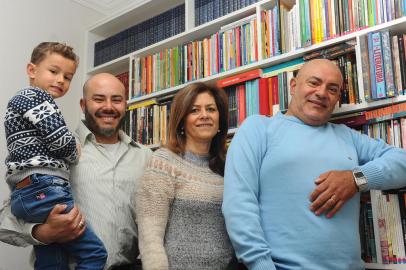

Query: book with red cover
left=271, top=76, right=279, bottom=112
left=268, top=77, right=273, bottom=116
left=258, top=78, right=270, bottom=116
left=331, top=114, right=367, bottom=127
left=237, top=84, right=246, bottom=126
left=217, top=69, right=262, bottom=88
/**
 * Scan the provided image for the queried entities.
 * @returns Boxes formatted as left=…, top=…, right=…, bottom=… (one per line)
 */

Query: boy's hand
left=32, top=204, right=86, bottom=244
left=76, top=143, right=81, bottom=159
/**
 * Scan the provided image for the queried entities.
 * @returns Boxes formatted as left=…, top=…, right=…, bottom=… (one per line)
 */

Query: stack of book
left=124, top=99, right=171, bottom=146
left=94, top=4, right=185, bottom=66
left=195, top=0, right=259, bottom=26
left=130, top=14, right=258, bottom=99
left=260, top=0, right=406, bottom=60
left=360, top=30, right=406, bottom=101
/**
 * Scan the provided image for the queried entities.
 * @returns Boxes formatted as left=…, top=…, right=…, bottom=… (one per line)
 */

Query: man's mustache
left=95, top=109, right=120, bottom=118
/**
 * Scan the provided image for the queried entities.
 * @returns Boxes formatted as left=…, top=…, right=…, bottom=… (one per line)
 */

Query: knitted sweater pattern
left=136, top=147, right=233, bottom=270
left=4, top=87, right=78, bottom=186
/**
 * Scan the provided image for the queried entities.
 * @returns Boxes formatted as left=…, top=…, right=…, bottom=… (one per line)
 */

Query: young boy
left=4, top=42, right=107, bottom=269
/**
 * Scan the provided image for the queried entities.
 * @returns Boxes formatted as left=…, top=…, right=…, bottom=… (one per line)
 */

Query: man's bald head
left=83, top=73, right=125, bottom=98
left=296, top=59, right=344, bottom=88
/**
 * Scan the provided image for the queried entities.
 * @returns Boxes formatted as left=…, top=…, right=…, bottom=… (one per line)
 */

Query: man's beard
left=84, top=107, right=125, bottom=138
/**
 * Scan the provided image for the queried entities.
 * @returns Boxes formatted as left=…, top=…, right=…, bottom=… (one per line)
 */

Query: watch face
left=354, top=171, right=364, bottom=178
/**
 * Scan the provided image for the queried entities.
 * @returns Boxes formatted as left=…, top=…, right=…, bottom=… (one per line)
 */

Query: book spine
left=398, top=35, right=406, bottom=94
left=381, top=30, right=396, bottom=97
left=258, top=78, right=270, bottom=116
left=367, top=32, right=377, bottom=99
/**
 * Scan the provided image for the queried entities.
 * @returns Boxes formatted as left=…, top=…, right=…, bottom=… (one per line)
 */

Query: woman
left=135, top=82, right=235, bottom=270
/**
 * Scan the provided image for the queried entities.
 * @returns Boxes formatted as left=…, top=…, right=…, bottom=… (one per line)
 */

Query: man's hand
left=309, top=170, right=358, bottom=218
left=32, top=204, right=86, bottom=244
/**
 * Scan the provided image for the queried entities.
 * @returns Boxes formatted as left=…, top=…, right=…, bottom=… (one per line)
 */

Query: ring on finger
left=330, top=194, right=337, bottom=204
left=78, top=220, right=85, bottom=229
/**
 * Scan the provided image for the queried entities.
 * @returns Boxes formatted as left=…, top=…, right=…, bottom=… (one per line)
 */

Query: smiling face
left=184, top=91, right=220, bottom=151
left=80, top=73, right=126, bottom=144
left=27, top=53, right=76, bottom=98
left=286, top=59, right=343, bottom=126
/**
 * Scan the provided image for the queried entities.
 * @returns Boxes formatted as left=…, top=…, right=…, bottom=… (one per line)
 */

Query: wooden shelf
left=366, top=263, right=406, bottom=269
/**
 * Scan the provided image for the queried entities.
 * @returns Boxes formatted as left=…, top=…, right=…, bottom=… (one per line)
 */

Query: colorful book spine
left=381, top=30, right=396, bottom=97
left=370, top=31, right=386, bottom=99
left=367, top=32, right=381, bottom=99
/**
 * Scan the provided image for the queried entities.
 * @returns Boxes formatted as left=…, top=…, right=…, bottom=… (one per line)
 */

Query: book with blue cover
left=371, top=32, right=387, bottom=99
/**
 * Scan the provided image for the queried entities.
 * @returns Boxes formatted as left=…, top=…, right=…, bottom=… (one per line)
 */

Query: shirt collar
left=75, top=120, right=140, bottom=148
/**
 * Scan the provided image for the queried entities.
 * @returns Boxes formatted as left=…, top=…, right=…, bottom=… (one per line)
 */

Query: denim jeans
left=11, top=174, right=107, bottom=270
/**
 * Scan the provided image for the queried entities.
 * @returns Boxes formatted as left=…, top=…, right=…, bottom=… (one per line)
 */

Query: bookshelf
left=366, top=264, right=406, bottom=270
left=85, top=0, right=406, bottom=269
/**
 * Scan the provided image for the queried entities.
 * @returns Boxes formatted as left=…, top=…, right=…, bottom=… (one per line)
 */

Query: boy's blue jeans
left=11, top=174, right=107, bottom=270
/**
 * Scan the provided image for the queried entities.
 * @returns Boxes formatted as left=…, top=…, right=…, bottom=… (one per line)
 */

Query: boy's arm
left=9, top=88, right=78, bottom=163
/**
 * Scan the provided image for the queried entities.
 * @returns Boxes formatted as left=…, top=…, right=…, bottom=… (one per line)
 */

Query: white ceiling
left=72, top=0, right=143, bottom=15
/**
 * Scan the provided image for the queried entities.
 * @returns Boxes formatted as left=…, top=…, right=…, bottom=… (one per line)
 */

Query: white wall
left=0, top=1, right=103, bottom=269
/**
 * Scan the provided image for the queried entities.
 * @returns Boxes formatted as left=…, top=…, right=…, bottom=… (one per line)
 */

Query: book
left=217, top=69, right=262, bottom=87
left=262, top=58, right=304, bottom=77
left=398, top=34, right=406, bottom=94
left=128, top=99, right=157, bottom=111
left=359, top=35, right=372, bottom=101
left=381, top=30, right=396, bottom=97
left=258, top=78, right=270, bottom=116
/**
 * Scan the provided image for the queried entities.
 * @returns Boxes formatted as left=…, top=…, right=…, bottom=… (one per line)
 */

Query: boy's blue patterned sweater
left=4, top=87, right=78, bottom=188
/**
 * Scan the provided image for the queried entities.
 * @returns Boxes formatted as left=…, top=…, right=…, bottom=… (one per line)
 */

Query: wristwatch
left=352, top=168, right=368, bottom=192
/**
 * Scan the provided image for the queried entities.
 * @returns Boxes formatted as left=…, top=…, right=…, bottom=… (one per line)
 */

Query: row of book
left=124, top=46, right=398, bottom=145
left=360, top=30, right=406, bottom=101
left=129, top=15, right=258, bottom=98
left=360, top=188, right=406, bottom=264
left=260, top=0, right=406, bottom=61
left=223, top=54, right=361, bottom=129
left=94, top=0, right=406, bottom=72
left=263, top=0, right=406, bottom=53
left=124, top=63, right=300, bottom=143
left=223, top=68, right=298, bottom=128
left=94, top=4, right=185, bottom=66
left=357, top=108, right=406, bottom=264
left=195, top=0, right=259, bottom=26
left=127, top=18, right=405, bottom=101
left=123, top=100, right=171, bottom=146
left=261, top=3, right=283, bottom=57
left=333, top=103, right=406, bottom=263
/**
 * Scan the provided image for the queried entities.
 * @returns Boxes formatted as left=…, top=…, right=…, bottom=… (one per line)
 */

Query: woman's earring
left=181, top=128, right=185, bottom=135
left=217, top=129, right=220, bottom=133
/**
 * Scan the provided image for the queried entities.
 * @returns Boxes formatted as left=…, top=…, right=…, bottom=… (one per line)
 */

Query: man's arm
left=222, top=115, right=276, bottom=270
left=0, top=200, right=85, bottom=246
left=309, top=127, right=406, bottom=217
left=0, top=199, right=41, bottom=246
left=11, top=88, right=78, bottom=163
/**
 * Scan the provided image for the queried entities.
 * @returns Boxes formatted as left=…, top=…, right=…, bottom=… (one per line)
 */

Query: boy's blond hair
left=31, top=42, right=79, bottom=66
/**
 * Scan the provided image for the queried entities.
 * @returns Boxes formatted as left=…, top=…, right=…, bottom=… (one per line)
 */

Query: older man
left=0, top=73, right=152, bottom=270
left=223, top=59, right=406, bottom=270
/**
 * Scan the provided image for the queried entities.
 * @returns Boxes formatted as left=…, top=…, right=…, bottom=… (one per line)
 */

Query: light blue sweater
left=223, top=112, right=406, bottom=270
